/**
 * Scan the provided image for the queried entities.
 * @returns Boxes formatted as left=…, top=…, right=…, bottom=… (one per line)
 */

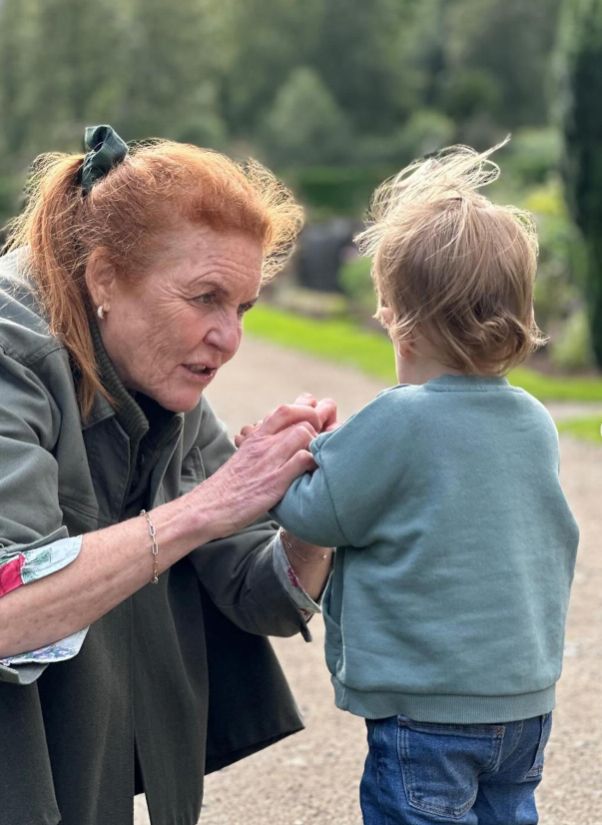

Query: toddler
left=273, top=144, right=579, bottom=825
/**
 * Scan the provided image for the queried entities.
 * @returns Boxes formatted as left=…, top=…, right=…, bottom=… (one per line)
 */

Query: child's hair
left=355, top=141, right=546, bottom=375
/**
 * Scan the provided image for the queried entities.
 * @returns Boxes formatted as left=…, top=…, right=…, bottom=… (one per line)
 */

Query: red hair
left=6, top=141, right=303, bottom=418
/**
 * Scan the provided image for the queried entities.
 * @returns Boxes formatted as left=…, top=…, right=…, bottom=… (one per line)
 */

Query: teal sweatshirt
left=273, top=375, right=579, bottom=723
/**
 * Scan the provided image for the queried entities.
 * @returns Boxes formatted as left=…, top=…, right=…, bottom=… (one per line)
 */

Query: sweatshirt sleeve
left=273, top=388, right=407, bottom=548
left=271, top=431, right=352, bottom=547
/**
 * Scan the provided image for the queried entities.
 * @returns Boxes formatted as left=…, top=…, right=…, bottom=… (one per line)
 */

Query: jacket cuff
left=0, top=533, right=82, bottom=597
left=0, top=535, right=89, bottom=682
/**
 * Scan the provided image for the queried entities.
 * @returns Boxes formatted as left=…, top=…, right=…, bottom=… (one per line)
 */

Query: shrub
left=524, top=180, right=583, bottom=330
left=441, top=69, right=502, bottom=122
left=550, top=308, right=595, bottom=371
left=339, top=254, right=375, bottom=316
left=284, top=165, right=393, bottom=217
left=506, top=127, right=562, bottom=185
left=395, top=109, right=456, bottom=161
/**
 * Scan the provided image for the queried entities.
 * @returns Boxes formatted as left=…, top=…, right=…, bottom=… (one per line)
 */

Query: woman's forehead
left=154, top=221, right=261, bottom=259
left=145, top=224, right=263, bottom=291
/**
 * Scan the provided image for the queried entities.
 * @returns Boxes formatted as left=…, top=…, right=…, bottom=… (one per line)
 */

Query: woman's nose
left=204, top=314, right=241, bottom=355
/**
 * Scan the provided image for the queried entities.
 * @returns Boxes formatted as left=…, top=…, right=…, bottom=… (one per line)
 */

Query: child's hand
left=233, top=394, right=339, bottom=448
left=291, top=392, right=339, bottom=433
left=315, top=397, right=339, bottom=432
left=234, top=421, right=261, bottom=448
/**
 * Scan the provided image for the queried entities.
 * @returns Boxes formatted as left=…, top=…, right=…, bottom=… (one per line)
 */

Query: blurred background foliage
left=1, top=0, right=602, bottom=377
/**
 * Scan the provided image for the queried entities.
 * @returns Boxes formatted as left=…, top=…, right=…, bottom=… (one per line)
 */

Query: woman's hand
left=189, top=403, right=324, bottom=538
left=234, top=393, right=339, bottom=448
left=0, top=403, right=322, bottom=658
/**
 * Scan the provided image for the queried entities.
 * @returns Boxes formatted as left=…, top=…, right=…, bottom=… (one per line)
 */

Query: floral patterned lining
left=0, top=536, right=86, bottom=671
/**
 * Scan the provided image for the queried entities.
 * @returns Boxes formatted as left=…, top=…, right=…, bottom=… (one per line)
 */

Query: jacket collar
left=83, top=318, right=149, bottom=440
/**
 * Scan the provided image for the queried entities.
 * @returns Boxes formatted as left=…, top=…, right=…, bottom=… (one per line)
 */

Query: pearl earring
left=97, top=305, right=106, bottom=320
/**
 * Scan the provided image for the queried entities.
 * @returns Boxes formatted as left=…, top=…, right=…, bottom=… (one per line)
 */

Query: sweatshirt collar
left=424, top=374, right=510, bottom=391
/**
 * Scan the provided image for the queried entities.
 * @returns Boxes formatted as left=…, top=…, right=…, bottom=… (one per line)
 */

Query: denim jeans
left=360, top=713, right=552, bottom=825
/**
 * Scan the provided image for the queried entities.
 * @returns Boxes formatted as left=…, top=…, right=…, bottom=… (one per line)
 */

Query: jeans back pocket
left=397, top=716, right=505, bottom=819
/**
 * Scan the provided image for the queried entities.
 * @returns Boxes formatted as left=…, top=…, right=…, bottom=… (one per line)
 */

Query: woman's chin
left=137, top=369, right=217, bottom=413
left=166, top=391, right=205, bottom=414
left=146, top=385, right=205, bottom=414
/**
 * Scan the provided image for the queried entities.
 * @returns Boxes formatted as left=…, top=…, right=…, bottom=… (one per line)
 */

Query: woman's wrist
left=146, top=493, right=217, bottom=570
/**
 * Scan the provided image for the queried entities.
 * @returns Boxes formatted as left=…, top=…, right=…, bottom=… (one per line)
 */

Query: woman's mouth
left=182, top=363, right=218, bottom=383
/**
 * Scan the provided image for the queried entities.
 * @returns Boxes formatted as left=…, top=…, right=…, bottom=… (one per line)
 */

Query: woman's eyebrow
left=188, top=277, right=226, bottom=294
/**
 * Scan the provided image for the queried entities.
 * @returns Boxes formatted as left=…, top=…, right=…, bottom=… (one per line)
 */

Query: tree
left=218, top=0, right=322, bottom=139
left=260, top=67, right=350, bottom=166
left=116, top=0, right=228, bottom=142
left=444, top=0, right=563, bottom=130
left=561, top=0, right=602, bottom=366
left=0, top=0, right=128, bottom=158
left=308, top=0, right=413, bottom=134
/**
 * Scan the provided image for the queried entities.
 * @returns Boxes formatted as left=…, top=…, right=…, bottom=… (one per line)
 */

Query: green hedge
left=282, top=165, right=395, bottom=216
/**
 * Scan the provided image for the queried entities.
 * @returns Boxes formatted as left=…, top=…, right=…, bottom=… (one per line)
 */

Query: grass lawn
left=557, top=416, right=602, bottom=444
left=246, top=304, right=602, bottom=403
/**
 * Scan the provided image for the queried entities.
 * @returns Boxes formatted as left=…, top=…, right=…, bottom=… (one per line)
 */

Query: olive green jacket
left=0, top=252, right=306, bottom=825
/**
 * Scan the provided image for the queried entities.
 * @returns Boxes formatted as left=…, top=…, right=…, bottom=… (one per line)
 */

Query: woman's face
left=95, top=223, right=263, bottom=412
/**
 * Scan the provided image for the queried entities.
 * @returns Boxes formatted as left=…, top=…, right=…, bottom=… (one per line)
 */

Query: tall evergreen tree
left=562, top=0, right=602, bottom=366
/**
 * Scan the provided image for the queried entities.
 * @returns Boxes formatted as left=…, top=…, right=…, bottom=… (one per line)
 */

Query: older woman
left=0, top=126, right=334, bottom=825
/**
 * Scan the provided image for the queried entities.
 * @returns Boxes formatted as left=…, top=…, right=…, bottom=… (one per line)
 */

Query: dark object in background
left=294, top=218, right=360, bottom=292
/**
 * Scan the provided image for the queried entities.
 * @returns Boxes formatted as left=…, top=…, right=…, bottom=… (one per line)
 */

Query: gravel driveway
left=135, top=336, right=602, bottom=825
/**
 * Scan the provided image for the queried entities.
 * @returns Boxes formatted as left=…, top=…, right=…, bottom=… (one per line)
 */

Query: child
left=272, top=144, right=579, bottom=824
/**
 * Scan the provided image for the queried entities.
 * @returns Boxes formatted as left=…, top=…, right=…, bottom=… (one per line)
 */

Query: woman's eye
left=238, top=302, right=255, bottom=317
left=194, top=292, right=216, bottom=306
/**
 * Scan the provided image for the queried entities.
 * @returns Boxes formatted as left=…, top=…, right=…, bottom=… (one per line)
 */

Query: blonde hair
left=5, top=141, right=303, bottom=419
left=356, top=141, right=546, bottom=375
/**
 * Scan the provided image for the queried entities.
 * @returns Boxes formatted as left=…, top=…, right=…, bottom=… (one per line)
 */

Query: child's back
left=273, top=141, right=579, bottom=825
left=275, top=376, right=577, bottom=724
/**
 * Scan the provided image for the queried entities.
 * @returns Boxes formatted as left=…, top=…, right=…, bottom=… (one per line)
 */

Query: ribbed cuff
left=271, top=533, right=322, bottom=615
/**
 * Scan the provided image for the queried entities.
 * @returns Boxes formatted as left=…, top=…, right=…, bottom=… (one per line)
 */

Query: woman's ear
left=84, top=248, right=117, bottom=311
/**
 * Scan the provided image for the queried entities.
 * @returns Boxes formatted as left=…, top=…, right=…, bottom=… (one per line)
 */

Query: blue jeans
left=360, top=713, right=552, bottom=825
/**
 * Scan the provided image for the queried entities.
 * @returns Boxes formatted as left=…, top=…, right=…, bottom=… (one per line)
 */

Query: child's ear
left=398, top=340, right=414, bottom=359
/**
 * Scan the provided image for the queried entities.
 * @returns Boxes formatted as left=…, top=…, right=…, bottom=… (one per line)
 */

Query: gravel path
left=135, top=337, right=602, bottom=825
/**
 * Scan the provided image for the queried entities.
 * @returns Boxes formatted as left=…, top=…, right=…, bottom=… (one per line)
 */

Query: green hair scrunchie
left=79, top=124, right=128, bottom=194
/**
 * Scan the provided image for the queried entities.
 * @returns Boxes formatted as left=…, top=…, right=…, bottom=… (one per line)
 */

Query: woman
left=0, top=126, right=334, bottom=825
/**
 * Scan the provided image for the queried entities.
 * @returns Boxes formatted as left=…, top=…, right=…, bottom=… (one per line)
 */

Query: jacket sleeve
left=0, top=347, right=86, bottom=683
left=186, top=399, right=310, bottom=639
